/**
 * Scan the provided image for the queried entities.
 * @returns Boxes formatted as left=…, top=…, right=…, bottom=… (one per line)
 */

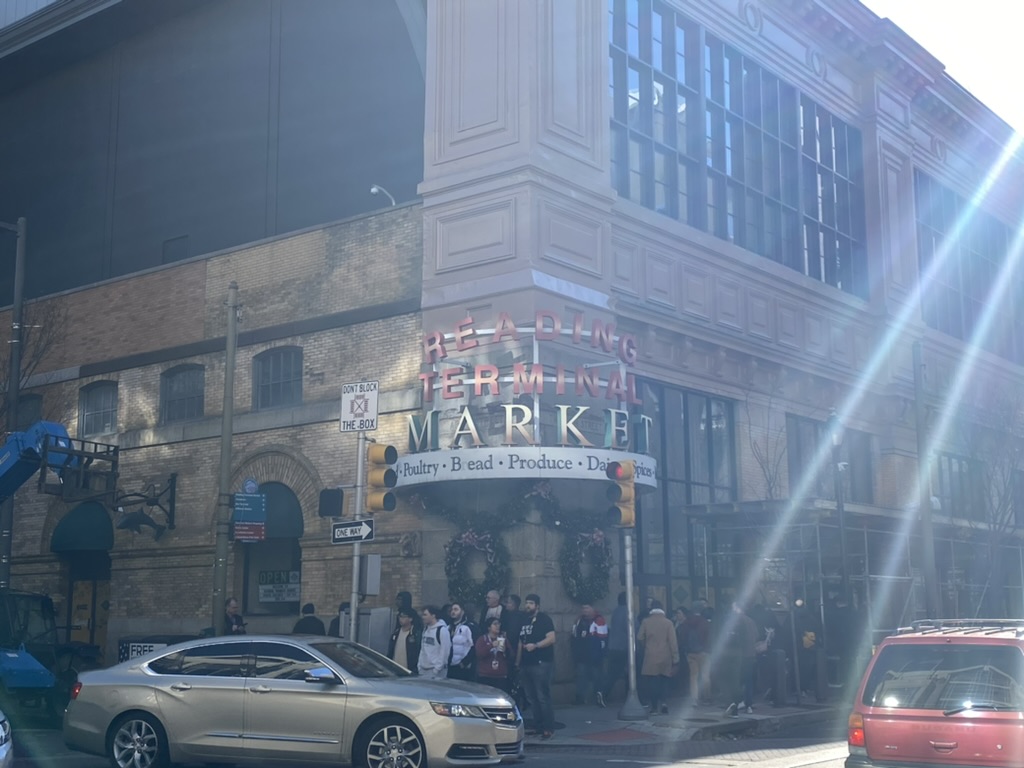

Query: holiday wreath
left=559, top=527, right=613, bottom=604
left=412, top=482, right=613, bottom=606
left=443, top=528, right=513, bottom=607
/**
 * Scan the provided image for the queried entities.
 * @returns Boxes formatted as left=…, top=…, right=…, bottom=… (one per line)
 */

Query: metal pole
left=0, top=217, right=26, bottom=591
left=618, top=530, right=647, bottom=720
left=349, top=432, right=367, bottom=641
left=212, top=281, right=239, bottom=635
left=833, top=441, right=850, bottom=607
left=912, top=341, right=941, bottom=618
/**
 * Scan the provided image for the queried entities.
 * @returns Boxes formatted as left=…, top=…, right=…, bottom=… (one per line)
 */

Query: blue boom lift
left=0, top=422, right=119, bottom=720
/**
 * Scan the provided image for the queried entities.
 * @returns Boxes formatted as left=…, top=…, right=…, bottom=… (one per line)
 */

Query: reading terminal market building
left=2, top=0, right=1024, bottom=686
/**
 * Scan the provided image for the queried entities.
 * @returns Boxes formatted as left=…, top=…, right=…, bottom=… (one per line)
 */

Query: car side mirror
left=304, top=666, right=341, bottom=684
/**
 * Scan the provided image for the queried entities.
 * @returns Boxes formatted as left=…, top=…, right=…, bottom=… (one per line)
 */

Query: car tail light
left=70, top=682, right=83, bottom=700
left=848, top=713, right=865, bottom=748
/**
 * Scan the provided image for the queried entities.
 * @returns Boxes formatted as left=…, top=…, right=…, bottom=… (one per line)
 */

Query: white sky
left=858, top=0, right=1024, bottom=135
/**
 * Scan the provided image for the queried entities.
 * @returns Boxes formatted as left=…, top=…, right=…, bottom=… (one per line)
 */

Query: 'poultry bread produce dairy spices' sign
left=393, top=447, right=655, bottom=487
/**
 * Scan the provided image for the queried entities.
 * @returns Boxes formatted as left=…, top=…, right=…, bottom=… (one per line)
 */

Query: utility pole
left=0, top=217, right=26, bottom=592
left=213, top=282, right=240, bottom=635
left=349, top=432, right=367, bottom=640
left=913, top=341, right=941, bottom=618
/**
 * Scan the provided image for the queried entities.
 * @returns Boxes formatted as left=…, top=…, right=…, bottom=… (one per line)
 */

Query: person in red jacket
left=474, top=617, right=511, bottom=693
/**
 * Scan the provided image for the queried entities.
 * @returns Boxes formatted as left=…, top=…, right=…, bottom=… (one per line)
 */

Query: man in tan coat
left=637, top=599, right=679, bottom=714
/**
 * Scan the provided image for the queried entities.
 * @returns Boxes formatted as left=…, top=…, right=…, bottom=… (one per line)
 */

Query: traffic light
left=365, top=443, right=398, bottom=512
left=605, top=460, right=636, bottom=527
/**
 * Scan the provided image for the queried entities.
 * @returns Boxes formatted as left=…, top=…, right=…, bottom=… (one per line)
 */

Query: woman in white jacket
left=418, top=606, right=451, bottom=680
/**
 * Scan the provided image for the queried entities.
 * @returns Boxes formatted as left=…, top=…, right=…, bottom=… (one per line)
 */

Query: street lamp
left=827, top=408, right=849, bottom=608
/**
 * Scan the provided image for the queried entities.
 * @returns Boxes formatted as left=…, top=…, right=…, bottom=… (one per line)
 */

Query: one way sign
left=331, top=519, right=375, bottom=545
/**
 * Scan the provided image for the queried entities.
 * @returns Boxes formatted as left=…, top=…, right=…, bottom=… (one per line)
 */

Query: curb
left=691, top=705, right=836, bottom=740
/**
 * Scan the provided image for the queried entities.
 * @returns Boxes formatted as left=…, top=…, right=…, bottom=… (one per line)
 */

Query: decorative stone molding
left=738, top=1, right=762, bottom=34
left=806, top=47, right=826, bottom=79
left=930, top=135, right=947, bottom=163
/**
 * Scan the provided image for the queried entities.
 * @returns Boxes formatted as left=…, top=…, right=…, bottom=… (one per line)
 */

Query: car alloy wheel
left=364, top=718, right=425, bottom=768
left=109, top=712, right=169, bottom=768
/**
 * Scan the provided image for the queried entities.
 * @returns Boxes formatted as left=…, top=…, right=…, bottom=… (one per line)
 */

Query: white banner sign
left=259, top=582, right=302, bottom=603
left=393, top=446, right=656, bottom=487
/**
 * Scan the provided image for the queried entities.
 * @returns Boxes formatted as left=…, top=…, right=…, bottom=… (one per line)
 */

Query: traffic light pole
left=349, top=431, right=367, bottom=640
left=619, top=529, right=647, bottom=721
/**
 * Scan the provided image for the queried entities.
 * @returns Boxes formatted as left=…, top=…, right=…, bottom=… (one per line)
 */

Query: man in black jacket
left=388, top=607, right=421, bottom=673
left=292, top=603, right=326, bottom=635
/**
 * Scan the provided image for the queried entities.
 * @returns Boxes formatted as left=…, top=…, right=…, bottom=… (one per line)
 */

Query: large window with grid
left=608, top=0, right=867, bottom=297
left=253, top=347, right=303, bottom=411
left=79, top=381, right=118, bottom=436
left=932, top=452, right=984, bottom=522
left=914, top=170, right=1020, bottom=363
left=161, top=364, right=205, bottom=424
left=786, top=414, right=873, bottom=504
left=637, top=381, right=737, bottom=577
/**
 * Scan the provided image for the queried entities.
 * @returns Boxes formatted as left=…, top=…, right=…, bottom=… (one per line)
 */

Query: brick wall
left=5, top=206, right=425, bottom=661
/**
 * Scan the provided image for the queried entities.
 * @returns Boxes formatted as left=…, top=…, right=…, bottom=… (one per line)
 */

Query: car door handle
left=170, top=683, right=192, bottom=692
left=930, top=741, right=958, bottom=751
left=248, top=685, right=272, bottom=693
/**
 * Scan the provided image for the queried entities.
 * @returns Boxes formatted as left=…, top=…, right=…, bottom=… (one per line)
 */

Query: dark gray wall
left=0, top=0, right=424, bottom=302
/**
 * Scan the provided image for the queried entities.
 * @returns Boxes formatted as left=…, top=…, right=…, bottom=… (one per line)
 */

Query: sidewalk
left=524, top=698, right=841, bottom=755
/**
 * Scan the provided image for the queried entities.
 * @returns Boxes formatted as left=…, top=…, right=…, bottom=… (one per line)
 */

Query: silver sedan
left=64, top=634, right=524, bottom=768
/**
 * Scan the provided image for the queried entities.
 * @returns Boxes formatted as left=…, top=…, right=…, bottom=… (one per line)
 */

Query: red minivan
left=846, top=620, right=1024, bottom=768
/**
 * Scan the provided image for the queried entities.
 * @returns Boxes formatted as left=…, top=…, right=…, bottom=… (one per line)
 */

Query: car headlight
left=0, top=717, right=10, bottom=746
left=430, top=702, right=486, bottom=718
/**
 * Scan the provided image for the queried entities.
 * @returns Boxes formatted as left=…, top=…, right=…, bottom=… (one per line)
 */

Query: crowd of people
left=223, top=588, right=845, bottom=727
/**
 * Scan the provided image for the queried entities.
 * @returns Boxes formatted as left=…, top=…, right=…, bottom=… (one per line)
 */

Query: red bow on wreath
left=578, top=528, right=606, bottom=548
left=456, top=529, right=498, bottom=564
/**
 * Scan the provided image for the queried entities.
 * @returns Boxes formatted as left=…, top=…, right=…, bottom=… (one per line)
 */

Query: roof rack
left=899, top=619, right=1024, bottom=636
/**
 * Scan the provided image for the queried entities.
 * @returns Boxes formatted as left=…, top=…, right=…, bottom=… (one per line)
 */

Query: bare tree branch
left=0, top=296, right=71, bottom=429
left=743, top=367, right=788, bottom=501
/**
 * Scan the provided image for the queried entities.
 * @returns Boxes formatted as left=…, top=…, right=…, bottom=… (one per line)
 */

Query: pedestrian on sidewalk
left=722, top=602, right=759, bottom=717
left=571, top=602, right=607, bottom=705
left=292, top=603, right=326, bottom=635
left=672, top=607, right=692, bottom=700
left=598, top=592, right=628, bottom=707
left=418, top=605, right=451, bottom=680
left=683, top=601, right=711, bottom=704
left=475, top=617, right=511, bottom=693
left=636, top=599, right=678, bottom=715
left=518, top=593, right=557, bottom=740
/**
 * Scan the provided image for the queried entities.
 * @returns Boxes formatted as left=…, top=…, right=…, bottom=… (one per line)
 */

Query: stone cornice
left=0, top=0, right=121, bottom=59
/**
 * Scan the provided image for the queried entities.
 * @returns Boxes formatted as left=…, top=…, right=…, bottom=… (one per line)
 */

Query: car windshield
left=311, top=641, right=413, bottom=679
left=863, top=643, right=1024, bottom=711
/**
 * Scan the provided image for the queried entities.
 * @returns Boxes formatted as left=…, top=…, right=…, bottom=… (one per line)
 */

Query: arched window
left=241, top=481, right=304, bottom=616
left=79, top=381, right=118, bottom=436
left=161, top=364, right=205, bottom=424
left=253, top=347, right=303, bottom=411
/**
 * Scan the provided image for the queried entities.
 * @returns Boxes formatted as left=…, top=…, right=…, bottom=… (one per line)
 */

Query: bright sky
left=858, top=0, right=1023, bottom=135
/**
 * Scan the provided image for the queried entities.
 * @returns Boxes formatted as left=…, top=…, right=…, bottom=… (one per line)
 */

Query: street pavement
left=524, top=696, right=844, bottom=760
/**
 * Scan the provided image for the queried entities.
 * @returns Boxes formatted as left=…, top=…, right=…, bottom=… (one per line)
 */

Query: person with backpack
left=684, top=601, right=711, bottom=704
left=418, top=605, right=451, bottom=680
left=447, top=602, right=478, bottom=681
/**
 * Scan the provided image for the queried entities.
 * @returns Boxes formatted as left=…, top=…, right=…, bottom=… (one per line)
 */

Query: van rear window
left=862, top=644, right=1024, bottom=711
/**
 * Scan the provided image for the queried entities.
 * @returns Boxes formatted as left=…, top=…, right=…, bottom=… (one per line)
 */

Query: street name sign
left=340, top=380, right=380, bottom=432
left=331, top=519, right=375, bottom=544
